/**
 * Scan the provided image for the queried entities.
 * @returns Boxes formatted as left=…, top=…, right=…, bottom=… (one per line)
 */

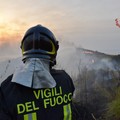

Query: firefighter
left=0, top=25, right=75, bottom=120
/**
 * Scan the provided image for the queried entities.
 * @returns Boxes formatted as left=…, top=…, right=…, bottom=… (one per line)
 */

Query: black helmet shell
left=21, top=25, right=59, bottom=66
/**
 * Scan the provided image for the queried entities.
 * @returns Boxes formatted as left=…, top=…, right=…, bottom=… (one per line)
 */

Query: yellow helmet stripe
left=47, top=41, right=56, bottom=55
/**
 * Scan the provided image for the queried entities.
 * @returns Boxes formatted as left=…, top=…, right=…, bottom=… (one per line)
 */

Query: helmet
left=21, top=25, right=59, bottom=66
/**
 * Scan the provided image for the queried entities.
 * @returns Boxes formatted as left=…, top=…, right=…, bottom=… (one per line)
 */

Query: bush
left=105, top=87, right=120, bottom=120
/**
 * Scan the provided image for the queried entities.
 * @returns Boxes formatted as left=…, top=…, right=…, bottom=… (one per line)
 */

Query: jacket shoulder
left=50, top=69, right=69, bottom=76
left=51, top=69, right=75, bottom=92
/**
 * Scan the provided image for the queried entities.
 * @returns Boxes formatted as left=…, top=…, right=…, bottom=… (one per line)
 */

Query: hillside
left=77, top=48, right=120, bottom=69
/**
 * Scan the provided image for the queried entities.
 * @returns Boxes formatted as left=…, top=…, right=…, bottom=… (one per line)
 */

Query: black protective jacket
left=0, top=69, right=75, bottom=120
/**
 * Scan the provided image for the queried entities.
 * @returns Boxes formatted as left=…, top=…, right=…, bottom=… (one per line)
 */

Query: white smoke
left=0, top=41, right=119, bottom=83
left=56, top=41, right=120, bottom=80
left=56, top=43, right=81, bottom=79
left=0, top=57, right=23, bottom=83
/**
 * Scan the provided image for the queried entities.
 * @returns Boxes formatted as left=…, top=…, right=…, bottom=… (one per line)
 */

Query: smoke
left=0, top=40, right=119, bottom=81
left=56, top=42, right=80, bottom=78
left=56, top=41, right=119, bottom=80
left=0, top=41, right=21, bottom=62
left=0, top=57, right=22, bottom=83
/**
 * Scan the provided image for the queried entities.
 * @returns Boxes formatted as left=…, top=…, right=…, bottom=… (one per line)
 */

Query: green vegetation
left=105, top=87, right=120, bottom=120
left=73, top=66, right=120, bottom=120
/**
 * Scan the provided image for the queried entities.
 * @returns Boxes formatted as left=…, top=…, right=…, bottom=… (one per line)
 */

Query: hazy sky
left=0, top=0, right=120, bottom=60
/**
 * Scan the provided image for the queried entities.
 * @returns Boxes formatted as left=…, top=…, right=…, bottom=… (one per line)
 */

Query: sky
left=0, top=0, right=120, bottom=61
